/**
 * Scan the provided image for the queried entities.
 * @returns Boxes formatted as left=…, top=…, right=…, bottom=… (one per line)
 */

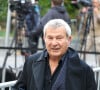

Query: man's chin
left=50, top=52, right=61, bottom=57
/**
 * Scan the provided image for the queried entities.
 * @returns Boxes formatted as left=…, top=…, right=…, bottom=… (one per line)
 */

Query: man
left=12, top=19, right=96, bottom=90
left=27, top=0, right=70, bottom=48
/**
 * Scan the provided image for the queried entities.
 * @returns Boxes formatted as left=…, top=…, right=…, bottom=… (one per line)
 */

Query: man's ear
left=68, top=36, right=72, bottom=44
left=69, top=36, right=72, bottom=41
left=43, top=36, right=46, bottom=42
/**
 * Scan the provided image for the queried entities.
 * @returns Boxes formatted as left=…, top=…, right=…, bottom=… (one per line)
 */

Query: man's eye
left=57, top=37, right=63, bottom=40
left=48, top=37, right=53, bottom=40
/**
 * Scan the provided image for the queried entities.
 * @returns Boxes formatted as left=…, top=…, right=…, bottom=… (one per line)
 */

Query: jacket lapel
left=32, top=59, right=46, bottom=90
left=52, top=57, right=67, bottom=90
left=66, top=52, right=83, bottom=90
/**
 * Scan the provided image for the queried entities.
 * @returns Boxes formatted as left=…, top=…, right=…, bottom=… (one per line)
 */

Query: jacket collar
left=32, top=50, right=47, bottom=90
left=32, top=48, right=82, bottom=90
left=32, top=59, right=45, bottom=90
left=37, top=49, right=69, bottom=63
left=36, top=49, right=47, bottom=62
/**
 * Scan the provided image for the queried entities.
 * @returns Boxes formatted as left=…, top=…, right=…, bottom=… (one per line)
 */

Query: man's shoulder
left=24, top=51, right=44, bottom=68
left=68, top=47, right=93, bottom=71
left=27, top=51, right=43, bottom=61
left=80, top=59, right=93, bottom=71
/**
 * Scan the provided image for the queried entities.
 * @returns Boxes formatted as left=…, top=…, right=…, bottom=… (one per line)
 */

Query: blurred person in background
left=85, top=0, right=100, bottom=67
left=76, top=6, right=89, bottom=50
left=24, top=0, right=40, bottom=55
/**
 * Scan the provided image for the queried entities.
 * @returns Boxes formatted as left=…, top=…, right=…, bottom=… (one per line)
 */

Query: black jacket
left=31, top=6, right=71, bottom=36
left=12, top=47, right=97, bottom=90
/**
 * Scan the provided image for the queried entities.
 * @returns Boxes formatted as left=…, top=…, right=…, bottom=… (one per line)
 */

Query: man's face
left=44, top=26, right=72, bottom=58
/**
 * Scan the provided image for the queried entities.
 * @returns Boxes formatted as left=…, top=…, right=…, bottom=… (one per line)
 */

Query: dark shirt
left=43, top=53, right=66, bottom=90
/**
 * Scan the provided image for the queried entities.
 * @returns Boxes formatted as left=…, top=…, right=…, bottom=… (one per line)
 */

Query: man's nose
left=51, top=39, right=58, bottom=45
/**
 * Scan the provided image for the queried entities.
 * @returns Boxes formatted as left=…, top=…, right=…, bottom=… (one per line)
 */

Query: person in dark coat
left=26, top=0, right=71, bottom=48
left=12, top=19, right=96, bottom=90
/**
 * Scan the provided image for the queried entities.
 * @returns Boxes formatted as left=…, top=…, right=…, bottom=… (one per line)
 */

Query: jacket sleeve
left=12, top=59, right=28, bottom=90
left=86, top=67, right=97, bottom=90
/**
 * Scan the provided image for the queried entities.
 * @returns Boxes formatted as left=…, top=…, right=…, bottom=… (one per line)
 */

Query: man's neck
left=49, top=57, right=61, bottom=75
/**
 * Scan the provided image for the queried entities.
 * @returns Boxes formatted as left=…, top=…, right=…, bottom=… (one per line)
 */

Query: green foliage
left=0, top=30, right=5, bottom=37
left=39, top=0, right=78, bottom=18
left=64, top=2, right=79, bottom=18
left=39, top=0, right=51, bottom=17
left=0, top=0, right=8, bottom=21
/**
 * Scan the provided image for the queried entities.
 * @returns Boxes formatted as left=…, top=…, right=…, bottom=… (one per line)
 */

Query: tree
left=0, top=0, right=8, bottom=21
left=0, top=0, right=8, bottom=29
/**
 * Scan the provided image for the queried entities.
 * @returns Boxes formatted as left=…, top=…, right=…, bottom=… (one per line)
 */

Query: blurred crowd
left=10, top=0, right=100, bottom=66
left=77, top=0, right=100, bottom=66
